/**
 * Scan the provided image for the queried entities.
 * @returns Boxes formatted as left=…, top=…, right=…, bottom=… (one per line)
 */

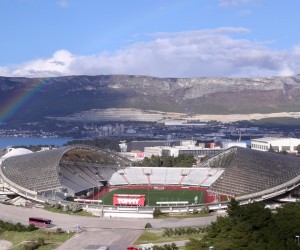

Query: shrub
left=16, top=222, right=26, bottom=232
left=56, top=227, right=63, bottom=234
left=163, top=228, right=171, bottom=237
left=54, top=203, right=62, bottom=209
left=145, top=223, right=152, bottom=229
left=153, top=208, right=162, bottom=217
left=153, top=243, right=179, bottom=250
left=27, top=224, right=37, bottom=231
left=186, top=227, right=193, bottom=235
left=36, top=238, right=45, bottom=246
left=23, top=241, right=39, bottom=250
left=0, top=220, right=36, bottom=232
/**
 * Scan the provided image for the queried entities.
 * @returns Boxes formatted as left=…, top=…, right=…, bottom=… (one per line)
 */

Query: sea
left=0, top=137, right=72, bottom=149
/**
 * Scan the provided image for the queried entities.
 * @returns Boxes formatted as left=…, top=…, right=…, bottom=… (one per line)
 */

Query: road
left=0, top=204, right=218, bottom=250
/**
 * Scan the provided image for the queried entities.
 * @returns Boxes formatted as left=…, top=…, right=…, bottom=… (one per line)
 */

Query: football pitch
left=101, top=188, right=205, bottom=206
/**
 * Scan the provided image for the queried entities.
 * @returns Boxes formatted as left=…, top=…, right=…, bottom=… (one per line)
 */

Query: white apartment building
left=144, top=145, right=224, bottom=158
left=251, top=137, right=300, bottom=153
left=144, top=147, right=164, bottom=158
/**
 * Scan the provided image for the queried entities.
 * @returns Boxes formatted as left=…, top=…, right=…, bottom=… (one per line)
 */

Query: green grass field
left=101, top=188, right=205, bottom=206
left=0, top=229, right=74, bottom=250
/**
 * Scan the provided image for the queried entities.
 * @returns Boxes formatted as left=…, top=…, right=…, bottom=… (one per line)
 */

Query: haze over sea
left=0, top=137, right=71, bottom=149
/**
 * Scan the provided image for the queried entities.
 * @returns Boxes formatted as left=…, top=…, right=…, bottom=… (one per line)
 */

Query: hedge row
left=0, top=220, right=36, bottom=232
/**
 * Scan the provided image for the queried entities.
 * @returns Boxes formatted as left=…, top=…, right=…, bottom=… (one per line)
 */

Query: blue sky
left=0, top=0, right=300, bottom=78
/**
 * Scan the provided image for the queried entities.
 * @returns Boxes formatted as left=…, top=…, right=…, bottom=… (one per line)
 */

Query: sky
left=0, top=0, right=300, bottom=78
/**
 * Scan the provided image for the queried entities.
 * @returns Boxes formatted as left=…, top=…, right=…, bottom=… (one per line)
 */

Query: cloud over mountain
left=2, top=28, right=299, bottom=78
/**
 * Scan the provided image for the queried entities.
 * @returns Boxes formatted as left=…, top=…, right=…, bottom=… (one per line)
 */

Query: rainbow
left=0, top=78, right=47, bottom=124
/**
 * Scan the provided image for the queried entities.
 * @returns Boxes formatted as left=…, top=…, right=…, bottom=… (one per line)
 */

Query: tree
left=185, top=201, right=289, bottom=250
left=135, top=154, right=196, bottom=167
left=149, top=155, right=161, bottom=167
left=162, top=156, right=174, bottom=167
left=227, top=198, right=240, bottom=218
left=173, top=154, right=196, bottom=167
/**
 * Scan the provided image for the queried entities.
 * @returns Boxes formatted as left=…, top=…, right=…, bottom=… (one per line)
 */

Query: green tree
left=162, top=156, right=174, bottom=167
left=149, top=155, right=161, bottom=167
left=173, top=154, right=196, bottom=167
left=136, top=154, right=196, bottom=167
left=185, top=201, right=300, bottom=250
left=227, top=198, right=240, bottom=218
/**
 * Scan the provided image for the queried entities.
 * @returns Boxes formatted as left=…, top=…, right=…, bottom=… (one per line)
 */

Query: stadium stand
left=208, top=147, right=300, bottom=197
left=1, top=145, right=300, bottom=206
left=0, top=145, right=131, bottom=198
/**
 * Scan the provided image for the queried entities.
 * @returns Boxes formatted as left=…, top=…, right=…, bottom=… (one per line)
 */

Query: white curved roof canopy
left=1, top=148, right=33, bottom=159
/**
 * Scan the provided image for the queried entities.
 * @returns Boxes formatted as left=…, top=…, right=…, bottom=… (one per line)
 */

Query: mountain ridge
left=1, top=74, right=300, bottom=123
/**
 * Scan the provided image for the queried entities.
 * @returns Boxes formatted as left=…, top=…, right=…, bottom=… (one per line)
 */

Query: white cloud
left=0, top=66, right=9, bottom=76
left=11, top=50, right=74, bottom=77
left=2, top=28, right=300, bottom=78
left=219, top=0, right=255, bottom=7
left=57, top=0, right=70, bottom=9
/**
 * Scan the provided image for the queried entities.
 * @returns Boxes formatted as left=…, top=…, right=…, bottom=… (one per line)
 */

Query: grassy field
left=134, top=229, right=203, bottom=250
left=44, top=207, right=94, bottom=216
left=101, top=188, right=205, bottom=206
left=0, top=229, right=74, bottom=250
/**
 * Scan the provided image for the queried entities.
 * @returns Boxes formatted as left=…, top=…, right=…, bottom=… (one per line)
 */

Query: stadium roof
left=1, top=148, right=33, bottom=159
left=1, top=145, right=300, bottom=203
left=208, top=147, right=300, bottom=198
left=0, top=145, right=131, bottom=193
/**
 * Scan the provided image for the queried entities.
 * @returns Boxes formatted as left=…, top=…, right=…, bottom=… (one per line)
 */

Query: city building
left=144, top=145, right=224, bottom=158
left=251, top=137, right=300, bottom=153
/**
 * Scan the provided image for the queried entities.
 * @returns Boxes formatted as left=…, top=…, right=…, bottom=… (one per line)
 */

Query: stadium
left=1, top=145, right=300, bottom=217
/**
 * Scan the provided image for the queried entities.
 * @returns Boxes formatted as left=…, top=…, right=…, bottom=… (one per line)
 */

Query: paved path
left=0, top=204, right=218, bottom=250
left=0, top=240, right=12, bottom=250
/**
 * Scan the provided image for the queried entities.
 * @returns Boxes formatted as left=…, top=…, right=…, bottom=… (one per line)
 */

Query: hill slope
left=1, top=74, right=300, bottom=123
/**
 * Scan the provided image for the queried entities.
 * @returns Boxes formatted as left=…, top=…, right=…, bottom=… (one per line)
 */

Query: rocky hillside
left=1, top=74, right=300, bottom=122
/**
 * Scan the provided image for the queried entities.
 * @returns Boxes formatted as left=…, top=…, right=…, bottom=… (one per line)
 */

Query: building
left=251, top=137, right=300, bottom=153
left=144, top=145, right=224, bottom=158
left=144, top=147, right=164, bottom=158
left=222, top=141, right=247, bottom=149
left=126, top=140, right=180, bottom=152
left=119, top=150, right=144, bottom=161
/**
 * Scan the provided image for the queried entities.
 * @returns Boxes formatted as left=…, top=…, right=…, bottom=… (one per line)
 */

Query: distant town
left=1, top=118, right=299, bottom=141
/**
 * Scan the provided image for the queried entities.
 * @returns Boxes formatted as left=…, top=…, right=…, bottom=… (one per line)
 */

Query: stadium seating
left=209, top=147, right=300, bottom=196
left=2, top=145, right=300, bottom=204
